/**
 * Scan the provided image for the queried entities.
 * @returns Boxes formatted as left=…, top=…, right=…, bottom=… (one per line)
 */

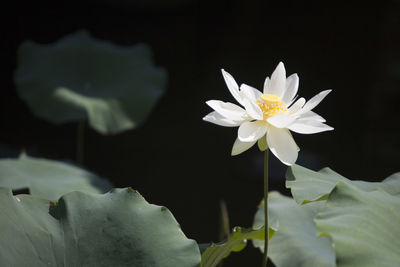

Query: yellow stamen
left=260, top=94, right=281, bottom=104
left=257, top=94, right=287, bottom=119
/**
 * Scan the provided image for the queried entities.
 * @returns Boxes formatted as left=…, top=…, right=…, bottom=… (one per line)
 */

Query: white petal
left=203, top=111, right=244, bottom=127
left=231, top=138, right=257, bottom=156
left=267, top=114, right=296, bottom=128
left=299, top=90, right=332, bottom=114
left=242, top=98, right=263, bottom=120
left=282, top=73, right=299, bottom=105
left=288, top=97, right=306, bottom=114
left=263, top=77, right=270, bottom=94
left=221, top=69, right=243, bottom=105
left=298, top=111, right=326, bottom=122
left=264, top=62, right=286, bottom=98
left=288, top=120, right=334, bottom=134
left=267, top=127, right=298, bottom=165
left=206, top=100, right=247, bottom=121
left=240, top=84, right=262, bottom=101
left=238, top=120, right=268, bottom=142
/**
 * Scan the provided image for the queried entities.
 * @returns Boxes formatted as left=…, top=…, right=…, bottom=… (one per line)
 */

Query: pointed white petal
left=238, top=120, right=268, bottom=142
left=203, top=111, right=244, bottom=127
left=282, top=73, right=299, bottom=105
left=298, top=111, right=326, bottom=122
left=231, top=138, right=257, bottom=156
left=221, top=69, right=243, bottom=105
left=206, top=100, right=247, bottom=121
left=267, top=127, right=298, bottom=165
left=240, top=84, right=262, bottom=101
left=299, top=90, right=332, bottom=114
left=267, top=114, right=296, bottom=128
left=286, top=96, right=299, bottom=107
left=242, top=98, right=263, bottom=120
left=265, top=62, right=286, bottom=98
left=288, top=120, right=334, bottom=134
left=263, top=77, right=270, bottom=94
left=288, top=97, right=306, bottom=114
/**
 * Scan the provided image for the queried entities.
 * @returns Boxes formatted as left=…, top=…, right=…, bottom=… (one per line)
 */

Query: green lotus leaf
left=286, top=164, right=400, bottom=204
left=315, top=181, right=400, bottom=267
left=200, top=226, right=275, bottom=267
left=252, top=192, right=335, bottom=267
left=380, top=172, right=400, bottom=191
left=0, top=153, right=112, bottom=200
left=0, top=187, right=200, bottom=267
left=14, top=30, right=167, bottom=134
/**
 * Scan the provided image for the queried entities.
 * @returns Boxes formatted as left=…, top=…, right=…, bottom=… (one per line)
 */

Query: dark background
left=1, top=1, right=399, bottom=266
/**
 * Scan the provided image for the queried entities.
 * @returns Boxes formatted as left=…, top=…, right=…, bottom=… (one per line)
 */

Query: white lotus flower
left=203, top=62, right=333, bottom=165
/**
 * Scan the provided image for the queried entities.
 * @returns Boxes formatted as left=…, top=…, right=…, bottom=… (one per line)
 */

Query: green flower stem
left=262, top=150, right=269, bottom=267
left=76, top=121, right=85, bottom=165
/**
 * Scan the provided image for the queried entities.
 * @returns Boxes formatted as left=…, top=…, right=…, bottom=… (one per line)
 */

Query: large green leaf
left=381, top=172, right=400, bottom=191
left=0, top=153, right=112, bottom=200
left=0, top=187, right=200, bottom=267
left=200, top=226, right=275, bottom=267
left=15, top=30, right=167, bottom=134
left=286, top=164, right=400, bottom=204
left=252, top=192, right=336, bottom=267
left=315, top=181, right=400, bottom=267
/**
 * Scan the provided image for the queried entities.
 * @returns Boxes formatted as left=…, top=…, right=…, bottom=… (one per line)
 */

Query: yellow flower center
left=257, top=94, right=287, bottom=119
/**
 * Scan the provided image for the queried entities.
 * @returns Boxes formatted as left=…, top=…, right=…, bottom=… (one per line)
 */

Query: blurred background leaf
left=0, top=187, right=201, bottom=267
left=252, top=192, right=336, bottom=267
left=315, top=181, right=400, bottom=267
left=275, top=165, right=400, bottom=267
left=14, top=30, right=167, bottom=135
left=0, top=153, right=112, bottom=200
left=286, top=164, right=400, bottom=204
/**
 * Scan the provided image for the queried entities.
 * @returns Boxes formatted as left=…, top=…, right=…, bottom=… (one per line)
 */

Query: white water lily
left=203, top=62, right=333, bottom=165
